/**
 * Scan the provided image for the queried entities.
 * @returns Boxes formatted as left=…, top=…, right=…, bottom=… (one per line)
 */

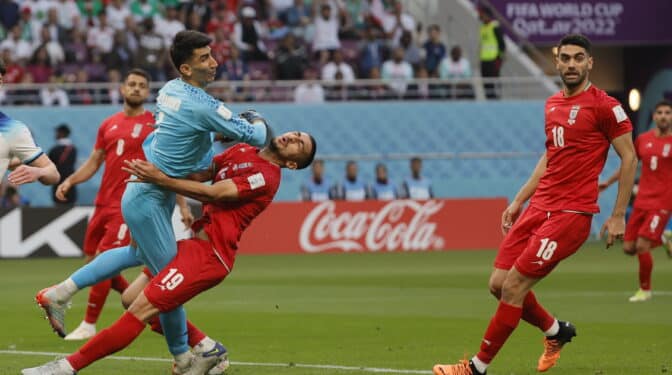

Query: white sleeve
left=9, top=123, right=43, bottom=164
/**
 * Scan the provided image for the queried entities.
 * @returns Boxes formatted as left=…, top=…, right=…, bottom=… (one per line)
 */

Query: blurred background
left=1, top=0, right=671, bottom=244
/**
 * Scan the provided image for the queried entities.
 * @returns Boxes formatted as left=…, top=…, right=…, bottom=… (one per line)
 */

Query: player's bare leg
left=122, top=274, right=230, bottom=374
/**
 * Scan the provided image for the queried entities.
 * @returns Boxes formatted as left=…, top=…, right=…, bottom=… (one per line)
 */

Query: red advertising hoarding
left=238, top=198, right=508, bottom=254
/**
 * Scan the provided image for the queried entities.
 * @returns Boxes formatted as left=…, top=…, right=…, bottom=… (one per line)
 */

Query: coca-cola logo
left=299, top=200, right=445, bottom=253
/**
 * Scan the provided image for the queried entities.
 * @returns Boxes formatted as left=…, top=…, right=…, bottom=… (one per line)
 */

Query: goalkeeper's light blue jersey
left=145, top=78, right=266, bottom=177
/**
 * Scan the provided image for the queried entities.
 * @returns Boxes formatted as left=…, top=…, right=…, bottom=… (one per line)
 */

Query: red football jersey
left=192, top=143, right=281, bottom=262
left=633, top=130, right=672, bottom=210
left=93, top=111, right=155, bottom=207
left=530, top=85, right=632, bottom=213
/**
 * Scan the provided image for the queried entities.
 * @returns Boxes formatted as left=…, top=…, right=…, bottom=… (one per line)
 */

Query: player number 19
left=551, top=126, right=565, bottom=147
left=536, top=238, right=558, bottom=260
left=160, top=268, right=184, bottom=291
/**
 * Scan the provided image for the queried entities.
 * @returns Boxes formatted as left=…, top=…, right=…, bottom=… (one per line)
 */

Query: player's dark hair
left=375, top=163, right=387, bottom=171
left=410, top=156, right=422, bottom=163
left=170, top=30, right=212, bottom=72
left=297, top=135, right=317, bottom=170
left=654, top=99, right=672, bottom=111
left=557, top=34, right=592, bottom=55
left=124, top=68, right=151, bottom=84
left=0, top=57, right=6, bottom=75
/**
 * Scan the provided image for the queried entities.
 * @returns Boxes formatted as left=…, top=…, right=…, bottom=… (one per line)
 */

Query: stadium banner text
left=485, top=0, right=672, bottom=45
left=0, top=199, right=507, bottom=258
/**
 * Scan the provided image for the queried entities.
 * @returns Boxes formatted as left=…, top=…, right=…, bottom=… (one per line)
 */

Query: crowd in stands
left=301, top=157, right=433, bottom=202
left=0, top=0, right=474, bottom=105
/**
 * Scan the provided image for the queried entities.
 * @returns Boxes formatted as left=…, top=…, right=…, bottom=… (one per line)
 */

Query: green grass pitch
left=1, top=241, right=670, bottom=374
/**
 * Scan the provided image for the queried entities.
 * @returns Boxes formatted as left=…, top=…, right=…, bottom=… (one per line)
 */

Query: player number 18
left=536, top=238, right=558, bottom=260
left=551, top=126, right=565, bottom=147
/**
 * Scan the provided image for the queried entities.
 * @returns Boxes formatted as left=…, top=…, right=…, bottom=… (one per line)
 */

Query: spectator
left=0, top=49, right=25, bottom=85
left=105, top=30, right=135, bottom=74
left=440, top=45, right=472, bottom=79
left=48, top=124, right=77, bottom=204
left=399, top=30, right=421, bottom=68
left=129, top=0, right=160, bottom=22
left=206, top=5, right=236, bottom=36
left=400, top=157, right=433, bottom=199
left=423, top=24, right=446, bottom=76
left=274, top=33, right=308, bottom=80
left=210, top=28, right=232, bottom=69
left=76, top=0, right=104, bottom=24
left=43, top=8, right=68, bottom=44
left=40, top=75, right=70, bottom=106
left=55, top=0, right=80, bottom=31
left=0, top=185, right=30, bottom=209
left=86, top=13, right=115, bottom=55
left=18, top=7, right=39, bottom=42
left=332, top=160, right=367, bottom=201
left=233, top=6, right=269, bottom=61
left=301, top=159, right=332, bottom=201
left=185, top=8, right=205, bottom=31
left=63, top=28, right=88, bottom=64
left=381, top=46, right=413, bottom=96
left=106, top=0, right=131, bottom=31
left=478, top=5, right=505, bottom=99
left=21, top=0, right=55, bottom=26
left=0, top=25, right=33, bottom=62
left=182, top=0, right=212, bottom=31
left=36, top=25, right=65, bottom=66
left=312, top=2, right=341, bottom=64
left=270, top=0, right=294, bottom=22
left=0, top=0, right=20, bottom=32
left=156, top=6, right=185, bottom=47
left=357, top=26, right=386, bottom=78
left=134, top=17, right=166, bottom=81
left=285, top=0, right=311, bottom=37
left=382, top=0, right=415, bottom=46
left=68, top=68, right=94, bottom=104
left=363, top=66, right=390, bottom=100
left=26, top=46, right=53, bottom=83
left=294, top=67, right=325, bottom=104
left=219, top=44, right=249, bottom=81
left=367, top=163, right=396, bottom=200
left=321, top=49, right=355, bottom=82
left=105, top=68, right=122, bottom=104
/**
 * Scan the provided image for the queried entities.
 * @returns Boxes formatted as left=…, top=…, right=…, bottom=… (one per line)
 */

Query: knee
left=635, top=242, right=650, bottom=254
left=500, top=275, right=529, bottom=304
left=488, top=278, right=503, bottom=299
left=623, top=243, right=636, bottom=256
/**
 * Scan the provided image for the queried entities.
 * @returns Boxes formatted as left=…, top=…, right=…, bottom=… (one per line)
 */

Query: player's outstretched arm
left=600, top=133, right=637, bottom=248
left=55, top=149, right=105, bottom=201
left=502, top=152, right=547, bottom=234
left=123, top=159, right=240, bottom=203
left=8, top=154, right=60, bottom=185
left=200, top=105, right=269, bottom=147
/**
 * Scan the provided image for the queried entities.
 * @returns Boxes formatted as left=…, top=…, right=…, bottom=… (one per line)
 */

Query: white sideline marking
left=0, top=350, right=432, bottom=374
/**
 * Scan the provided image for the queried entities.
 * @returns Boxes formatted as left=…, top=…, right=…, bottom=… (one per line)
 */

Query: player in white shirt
left=0, top=58, right=60, bottom=185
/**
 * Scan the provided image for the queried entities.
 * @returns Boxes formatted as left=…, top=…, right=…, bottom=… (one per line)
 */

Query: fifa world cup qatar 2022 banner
left=487, top=0, right=672, bottom=45
left=0, top=198, right=507, bottom=257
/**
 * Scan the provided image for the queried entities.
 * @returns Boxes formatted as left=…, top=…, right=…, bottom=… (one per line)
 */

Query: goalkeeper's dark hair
left=170, top=30, right=212, bottom=72
left=654, top=99, right=672, bottom=111
left=557, top=34, right=592, bottom=55
left=297, top=135, right=317, bottom=170
left=0, top=57, right=6, bottom=75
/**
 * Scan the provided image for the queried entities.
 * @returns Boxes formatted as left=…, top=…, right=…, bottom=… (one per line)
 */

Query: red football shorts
left=495, top=206, right=592, bottom=278
left=624, top=207, right=671, bottom=247
left=83, top=206, right=130, bottom=256
left=144, top=238, right=232, bottom=312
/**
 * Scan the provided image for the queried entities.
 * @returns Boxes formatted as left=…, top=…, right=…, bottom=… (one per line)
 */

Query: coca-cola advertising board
left=238, top=198, right=508, bottom=254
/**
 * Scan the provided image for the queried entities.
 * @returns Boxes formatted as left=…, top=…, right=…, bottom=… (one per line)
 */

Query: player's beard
left=124, top=96, right=144, bottom=109
left=561, top=69, right=587, bottom=90
left=268, top=137, right=280, bottom=153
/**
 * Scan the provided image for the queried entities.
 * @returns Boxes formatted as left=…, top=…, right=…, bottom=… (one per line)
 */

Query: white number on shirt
left=536, top=238, right=558, bottom=260
left=116, top=139, right=125, bottom=156
left=650, top=156, right=658, bottom=171
left=650, top=215, right=660, bottom=232
left=160, top=268, right=184, bottom=291
left=551, top=126, right=565, bottom=147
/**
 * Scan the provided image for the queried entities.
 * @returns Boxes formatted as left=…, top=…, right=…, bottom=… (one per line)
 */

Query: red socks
left=67, top=311, right=145, bottom=370
left=521, top=291, right=555, bottom=332
left=476, top=301, right=522, bottom=364
left=85, top=275, right=129, bottom=324
left=148, top=316, right=206, bottom=347
left=638, top=252, right=653, bottom=290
